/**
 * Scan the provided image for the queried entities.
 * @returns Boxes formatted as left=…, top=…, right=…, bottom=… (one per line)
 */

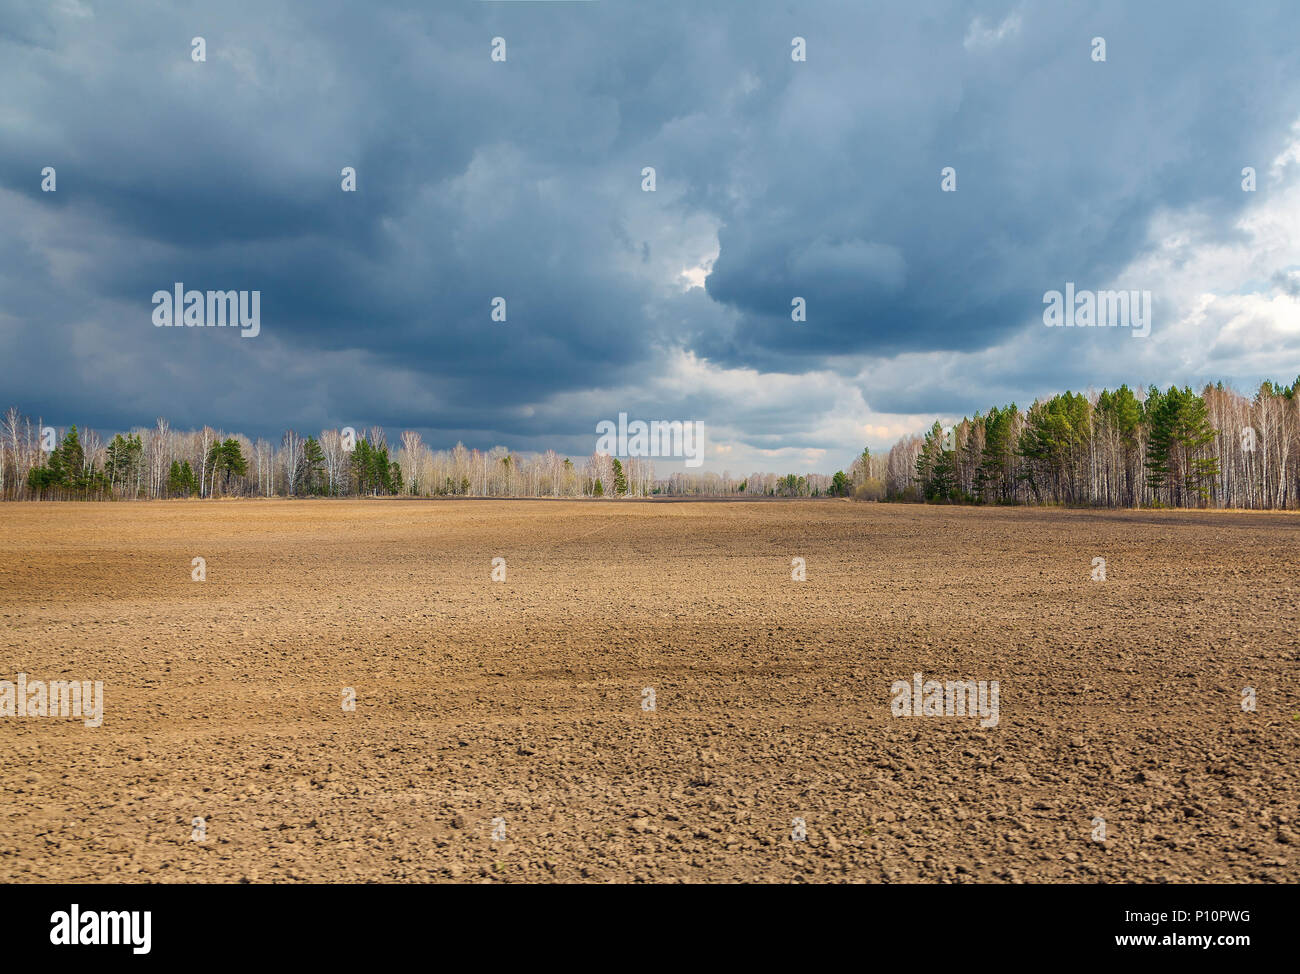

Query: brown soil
left=1, top=499, right=1296, bottom=883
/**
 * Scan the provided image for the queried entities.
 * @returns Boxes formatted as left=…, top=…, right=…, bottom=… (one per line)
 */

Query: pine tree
left=105, top=433, right=143, bottom=496
left=301, top=436, right=324, bottom=495
left=976, top=406, right=1014, bottom=502
left=1017, top=394, right=1090, bottom=503
left=29, top=426, right=91, bottom=497
left=59, top=426, right=86, bottom=489
left=166, top=459, right=196, bottom=498
left=1146, top=386, right=1219, bottom=506
left=916, top=422, right=955, bottom=500
left=206, top=438, right=248, bottom=496
left=1096, top=385, right=1142, bottom=505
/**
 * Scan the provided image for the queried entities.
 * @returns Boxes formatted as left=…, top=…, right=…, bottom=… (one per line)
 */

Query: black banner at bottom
left=0, top=882, right=1277, bottom=961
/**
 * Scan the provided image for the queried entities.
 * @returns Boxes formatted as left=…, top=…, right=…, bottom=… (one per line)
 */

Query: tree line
left=3, top=415, right=410, bottom=501
left=0, top=409, right=842, bottom=501
left=7, top=379, right=1294, bottom=507
left=868, top=380, right=1300, bottom=508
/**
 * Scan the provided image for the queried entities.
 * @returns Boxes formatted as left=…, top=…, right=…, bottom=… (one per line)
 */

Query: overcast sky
left=3, top=0, right=1300, bottom=474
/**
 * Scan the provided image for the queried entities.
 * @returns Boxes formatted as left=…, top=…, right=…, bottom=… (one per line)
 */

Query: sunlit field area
left=2, top=499, right=1295, bottom=883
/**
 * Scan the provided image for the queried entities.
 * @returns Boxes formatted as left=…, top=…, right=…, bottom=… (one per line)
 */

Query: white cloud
left=852, top=116, right=1300, bottom=428
left=528, top=348, right=940, bottom=474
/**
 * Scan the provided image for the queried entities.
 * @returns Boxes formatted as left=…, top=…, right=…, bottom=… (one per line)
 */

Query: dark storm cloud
left=2, top=0, right=1299, bottom=459
left=701, top=2, right=1300, bottom=371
